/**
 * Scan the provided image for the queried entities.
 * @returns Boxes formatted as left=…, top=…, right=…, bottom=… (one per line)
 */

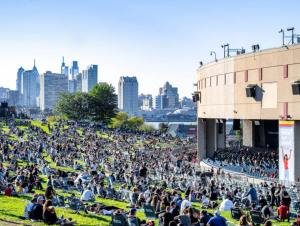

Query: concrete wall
left=197, top=44, right=300, bottom=120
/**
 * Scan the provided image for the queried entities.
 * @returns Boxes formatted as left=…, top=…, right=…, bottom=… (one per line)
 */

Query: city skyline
left=1, top=0, right=300, bottom=97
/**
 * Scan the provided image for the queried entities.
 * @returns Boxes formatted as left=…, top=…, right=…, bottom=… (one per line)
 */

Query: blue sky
left=0, top=0, right=300, bottom=97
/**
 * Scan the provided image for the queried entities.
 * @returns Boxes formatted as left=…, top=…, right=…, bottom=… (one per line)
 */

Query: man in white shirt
left=219, top=196, right=233, bottom=211
left=81, top=187, right=94, bottom=201
left=180, top=195, right=192, bottom=214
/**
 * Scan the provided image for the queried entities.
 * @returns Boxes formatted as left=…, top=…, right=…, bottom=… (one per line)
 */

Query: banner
left=279, top=121, right=295, bottom=182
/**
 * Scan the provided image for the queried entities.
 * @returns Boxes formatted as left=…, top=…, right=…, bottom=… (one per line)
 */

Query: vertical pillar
left=197, top=118, right=206, bottom=160
left=243, top=120, right=254, bottom=147
left=217, top=120, right=226, bottom=149
left=206, top=119, right=217, bottom=158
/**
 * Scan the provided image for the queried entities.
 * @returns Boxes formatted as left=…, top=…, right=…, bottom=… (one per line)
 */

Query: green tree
left=127, top=116, right=144, bottom=130
left=89, top=83, right=118, bottom=123
left=55, top=92, right=90, bottom=120
left=55, top=83, right=118, bottom=123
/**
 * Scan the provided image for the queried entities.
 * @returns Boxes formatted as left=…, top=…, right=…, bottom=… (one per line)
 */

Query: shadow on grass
left=77, top=212, right=111, bottom=223
left=0, top=209, right=25, bottom=221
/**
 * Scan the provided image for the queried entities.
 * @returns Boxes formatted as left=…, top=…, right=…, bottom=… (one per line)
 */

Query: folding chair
left=250, top=210, right=265, bottom=226
left=231, top=207, right=242, bottom=220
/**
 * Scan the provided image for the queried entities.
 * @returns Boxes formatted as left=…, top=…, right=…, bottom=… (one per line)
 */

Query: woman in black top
left=43, top=200, right=58, bottom=225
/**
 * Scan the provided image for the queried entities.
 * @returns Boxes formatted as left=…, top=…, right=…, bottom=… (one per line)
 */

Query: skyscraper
left=70, top=61, right=79, bottom=79
left=76, top=73, right=82, bottom=92
left=82, top=65, right=98, bottom=92
left=16, top=67, right=24, bottom=105
left=118, top=76, right=138, bottom=116
left=40, top=71, right=68, bottom=111
left=61, top=57, right=69, bottom=77
left=16, top=67, right=24, bottom=93
left=155, top=82, right=179, bottom=109
left=22, top=61, right=39, bottom=107
left=66, top=60, right=78, bottom=93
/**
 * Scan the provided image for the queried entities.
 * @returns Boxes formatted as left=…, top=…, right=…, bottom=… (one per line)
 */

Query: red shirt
left=278, top=205, right=289, bottom=219
left=4, top=187, right=13, bottom=196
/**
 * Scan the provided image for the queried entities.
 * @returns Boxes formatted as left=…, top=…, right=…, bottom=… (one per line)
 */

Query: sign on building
left=279, top=121, right=295, bottom=183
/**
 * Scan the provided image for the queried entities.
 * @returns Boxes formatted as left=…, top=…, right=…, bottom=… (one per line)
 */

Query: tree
left=54, top=92, right=90, bottom=120
left=88, top=83, right=118, bottom=123
left=127, top=116, right=144, bottom=130
left=111, top=112, right=129, bottom=129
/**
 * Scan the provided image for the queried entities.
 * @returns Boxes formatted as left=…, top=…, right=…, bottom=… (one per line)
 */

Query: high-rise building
left=155, top=82, right=179, bottom=109
left=22, top=61, right=39, bottom=107
left=155, top=94, right=168, bottom=109
left=82, top=65, right=98, bottom=92
left=76, top=73, right=82, bottom=92
left=7, top=90, right=19, bottom=106
left=68, top=79, right=77, bottom=93
left=70, top=61, right=79, bottom=79
left=16, top=67, right=24, bottom=105
left=16, top=67, right=24, bottom=93
left=60, top=57, right=77, bottom=93
left=0, top=87, right=10, bottom=102
left=40, top=71, right=68, bottom=111
left=61, top=57, right=69, bottom=77
left=139, top=94, right=153, bottom=111
left=118, top=76, right=138, bottom=116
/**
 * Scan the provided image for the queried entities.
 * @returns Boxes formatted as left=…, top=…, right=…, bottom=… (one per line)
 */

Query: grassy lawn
left=31, top=121, right=50, bottom=134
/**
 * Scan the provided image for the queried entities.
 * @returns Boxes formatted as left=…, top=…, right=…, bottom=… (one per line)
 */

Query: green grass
left=31, top=121, right=50, bottom=134
left=0, top=195, right=111, bottom=226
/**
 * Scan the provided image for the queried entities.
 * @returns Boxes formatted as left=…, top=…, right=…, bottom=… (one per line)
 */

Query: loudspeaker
left=292, top=83, right=300, bottom=95
left=192, top=92, right=201, bottom=102
left=246, top=86, right=256, bottom=97
left=233, top=119, right=240, bottom=130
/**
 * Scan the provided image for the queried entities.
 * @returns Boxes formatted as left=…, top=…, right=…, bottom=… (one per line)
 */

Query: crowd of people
left=0, top=119, right=299, bottom=226
left=205, top=147, right=278, bottom=179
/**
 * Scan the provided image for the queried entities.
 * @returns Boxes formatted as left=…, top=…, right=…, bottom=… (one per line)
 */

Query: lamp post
left=279, top=29, right=285, bottom=46
left=210, top=51, right=217, bottom=62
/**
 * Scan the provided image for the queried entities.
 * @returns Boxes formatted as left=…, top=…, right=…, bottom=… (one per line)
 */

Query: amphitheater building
left=195, top=44, right=300, bottom=183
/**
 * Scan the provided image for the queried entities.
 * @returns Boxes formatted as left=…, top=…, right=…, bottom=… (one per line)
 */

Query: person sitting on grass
left=43, top=199, right=76, bottom=225
left=81, top=187, right=95, bottom=202
left=4, top=183, right=16, bottom=196
left=29, top=196, right=44, bottom=221
left=127, top=208, right=144, bottom=226
left=199, top=210, right=211, bottom=226
left=239, top=215, right=251, bottom=226
left=207, top=211, right=227, bottom=226
left=219, top=195, right=233, bottom=211
left=111, top=209, right=129, bottom=226
left=45, top=186, right=56, bottom=200
left=24, top=197, right=37, bottom=219
left=277, top=202, right=289, bottom=222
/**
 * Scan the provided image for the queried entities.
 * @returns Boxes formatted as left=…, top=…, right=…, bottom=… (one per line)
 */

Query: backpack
left=29, top=204, right=42, bottom=220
